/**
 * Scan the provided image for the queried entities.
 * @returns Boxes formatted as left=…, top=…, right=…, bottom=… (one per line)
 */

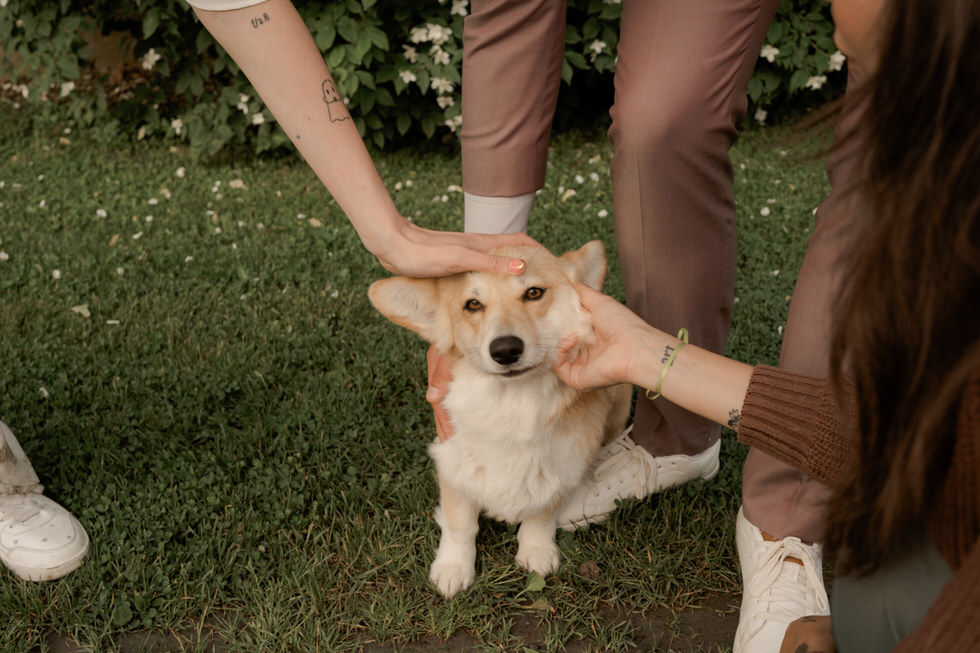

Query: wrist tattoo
left=660, top=345, right=674, bottom=364
left=251, top=12, right=270, bottom=28
left=321, top=80, right=351, bottom=123
left=727, top=408, right=740, bottom=430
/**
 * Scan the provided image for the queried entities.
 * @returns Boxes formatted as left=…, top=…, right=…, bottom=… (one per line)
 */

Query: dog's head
left=368, top=240, right=606, bottom=378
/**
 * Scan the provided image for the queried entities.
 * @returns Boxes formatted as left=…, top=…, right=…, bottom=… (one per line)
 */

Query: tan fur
left=369, top=241, right=630, bottom=597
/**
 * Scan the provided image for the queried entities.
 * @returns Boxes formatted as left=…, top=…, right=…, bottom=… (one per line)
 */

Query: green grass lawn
left=0, top=105, right=832, bottom=652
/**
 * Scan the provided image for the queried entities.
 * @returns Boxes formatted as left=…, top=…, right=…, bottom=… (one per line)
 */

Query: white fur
left=369, top=241, right=630, bottom=598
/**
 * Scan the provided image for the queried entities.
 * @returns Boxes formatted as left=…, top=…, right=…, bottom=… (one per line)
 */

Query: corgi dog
left=368, top=241, right=631, bottom=598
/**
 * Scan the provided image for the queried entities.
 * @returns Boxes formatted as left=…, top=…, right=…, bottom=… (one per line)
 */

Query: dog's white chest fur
left=430, top=363, right=596, bottom=524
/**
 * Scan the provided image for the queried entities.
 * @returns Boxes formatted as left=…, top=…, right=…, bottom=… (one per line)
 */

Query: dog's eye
left=523, top=287, right=546, bottom=302
left=463, top=299, right=484, bottom=313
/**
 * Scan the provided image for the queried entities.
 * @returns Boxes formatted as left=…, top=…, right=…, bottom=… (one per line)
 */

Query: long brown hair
left=826, top=0, right=980, bottom=576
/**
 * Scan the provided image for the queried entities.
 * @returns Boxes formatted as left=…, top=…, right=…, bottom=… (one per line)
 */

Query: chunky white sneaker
left=557, top=426, right=720, bottom=530
left=0, top=493, right=89, bottom=581
left=734, top=506, right=830, bottom=653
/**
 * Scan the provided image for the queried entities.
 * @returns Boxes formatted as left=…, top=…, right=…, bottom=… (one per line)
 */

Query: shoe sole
left=8, top=548, right=87, bottom=581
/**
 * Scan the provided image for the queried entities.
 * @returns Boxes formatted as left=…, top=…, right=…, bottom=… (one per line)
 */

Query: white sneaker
left=734, top=506, right=830, bottom=653
left=557, top=426, right=720, bottom=530
left=0, top=493, right=89, bottom=581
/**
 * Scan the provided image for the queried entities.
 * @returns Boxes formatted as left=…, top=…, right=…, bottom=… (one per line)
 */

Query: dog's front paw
left=515, top=542, right=560, bottom=577
left=430, top=554, right=475, bottom=598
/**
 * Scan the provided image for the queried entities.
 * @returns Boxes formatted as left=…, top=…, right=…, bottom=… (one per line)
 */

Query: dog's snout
left=489, top=336, right=524, bottom=366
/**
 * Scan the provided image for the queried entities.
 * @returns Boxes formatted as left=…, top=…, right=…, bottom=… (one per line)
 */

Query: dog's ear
left=560, top=240, right=607, bottom=290
left=368, top=277, right=450, bottom=350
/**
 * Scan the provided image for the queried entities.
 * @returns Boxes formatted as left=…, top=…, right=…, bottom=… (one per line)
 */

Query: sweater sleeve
left=736, top=365, right=855, bottom=487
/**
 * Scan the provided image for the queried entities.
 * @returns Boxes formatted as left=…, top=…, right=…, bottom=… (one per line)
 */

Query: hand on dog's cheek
left=426, top=346, right=455, bottom=441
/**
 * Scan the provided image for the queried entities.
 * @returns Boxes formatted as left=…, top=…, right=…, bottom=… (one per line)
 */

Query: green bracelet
left=645, top=327, right=689, bottom=401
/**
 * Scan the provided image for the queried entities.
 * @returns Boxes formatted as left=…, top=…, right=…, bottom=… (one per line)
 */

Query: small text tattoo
left=727, top=408, right=740, bottom=430
left=321, top=80, right=351, bottom=123
left=251, top=12, right=270, bottom=28
left=660, top=345, right=675, bottom=364
left=794, top=645, right=809, bottom=653
left=800, top=616, right=818, bottom=623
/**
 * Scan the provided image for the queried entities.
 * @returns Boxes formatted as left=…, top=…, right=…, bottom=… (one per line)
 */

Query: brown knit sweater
left=738, top=365, right=980, bottom=651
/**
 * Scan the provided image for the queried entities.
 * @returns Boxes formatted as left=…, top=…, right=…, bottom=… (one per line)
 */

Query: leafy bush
left=0, top=0, right=844, bottom=157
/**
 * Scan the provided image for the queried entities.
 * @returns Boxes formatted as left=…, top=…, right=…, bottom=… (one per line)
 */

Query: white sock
left=464, top=191, right=535, bottom=234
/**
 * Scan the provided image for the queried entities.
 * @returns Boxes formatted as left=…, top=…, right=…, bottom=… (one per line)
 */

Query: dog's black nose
left=489, top=336, right=524, bottom=366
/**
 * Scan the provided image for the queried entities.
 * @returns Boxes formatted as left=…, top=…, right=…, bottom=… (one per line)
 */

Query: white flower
left=0, top=252, right=9, bottom=261
left=427, top=23, right=453, bottom=45
left=430, top=45, right=451, bottom=66
left=760, top=206, right=771, bottom=216
left=145, top=215, right=153, bottom=222
left=176, top=167, right=186, bottom=178
left=170, top=118, right=183, bottom=135
left=39, top=199, right=46, bottom=209
left=116, top=267, right=124, bottom=276
left=443, top=114, right=463, bottom=132
left=451, top=0, right=468, bottom=16
left=132, top=231, right=143, bottom=239
left=805, top=75, right=827, bottom=91
left=237, top=99, right=249, bottom=114
left=185, top=256, right=194, bottom=263
left=96, top=208, right=107, bottom=218
left=251, top=112, right=265, bottom=125
left=39, top=387, right=49, bottom=399
left=574, top=174, right=584, bottom=184
left=590, top=172, right=600, bottom=182
left=399, top=70, right=417, bottom=84
left=228, top=179, right=247, bottom=190
left=137, top=125, right=146, bottom=140
left=0, top=0, right=9, bottom=8
left=598, top=209, right=608, bottom=218
left=828, top=50, right=846, bottom=72
left=760, top=44, right=780, bottom=63
left=754, top=107, right=768, bottom=124
left=148, top=198, right=159, bottom=205
left=431, top=77, right=454, bottom=94
left=589, top=40, right=607, bottom=55
left=52, top=269, right=61, bottom=279
left=409, top=26, right=429, bottom=43
left=402, top=45, right=419, bottom=63
left=437, top=95, right=455, bottom=109
left=59, top=81, right=75, bottom=98
left=603, top=0, right=621, bottom=4
left=141, top=48, right=162, bottom=71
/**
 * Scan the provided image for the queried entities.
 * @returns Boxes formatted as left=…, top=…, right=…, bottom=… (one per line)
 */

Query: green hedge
left=0, top=0, right=844, bottom=157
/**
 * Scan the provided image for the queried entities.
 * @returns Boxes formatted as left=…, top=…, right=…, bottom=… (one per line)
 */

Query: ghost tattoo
left=321, top=80, right=351, bottom=123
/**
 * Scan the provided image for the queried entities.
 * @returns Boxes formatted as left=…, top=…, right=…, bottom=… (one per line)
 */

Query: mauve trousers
left=460, top=0, right=855, bottom=542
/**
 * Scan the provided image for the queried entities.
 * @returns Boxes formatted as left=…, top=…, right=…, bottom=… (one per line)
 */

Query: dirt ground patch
left=42, top=594, right=738, bottom=653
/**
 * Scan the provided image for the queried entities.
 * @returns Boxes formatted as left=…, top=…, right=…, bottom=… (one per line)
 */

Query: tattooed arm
left=191, top=0, right=536, bottom=277
left=779, top=616, right=835, bottom=653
